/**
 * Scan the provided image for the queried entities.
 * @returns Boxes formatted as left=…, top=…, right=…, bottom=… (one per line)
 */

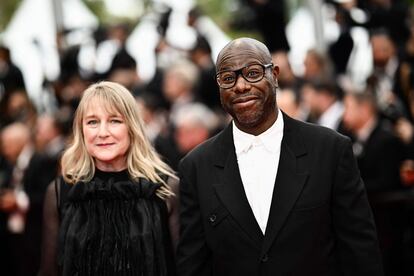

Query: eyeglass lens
left=217, top=64, right=266, bottom=88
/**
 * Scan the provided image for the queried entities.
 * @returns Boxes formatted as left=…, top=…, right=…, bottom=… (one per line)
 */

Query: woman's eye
left=110, top=119, right=123, bottom=124
left=86, top=120, right=98, bottom=125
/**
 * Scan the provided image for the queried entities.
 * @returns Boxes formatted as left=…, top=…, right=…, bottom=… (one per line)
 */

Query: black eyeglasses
left=216, top=63, right=273, bottom=89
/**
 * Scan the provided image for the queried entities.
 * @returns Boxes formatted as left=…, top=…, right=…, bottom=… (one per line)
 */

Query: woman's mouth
left=97, top=143, right=114, bottom=147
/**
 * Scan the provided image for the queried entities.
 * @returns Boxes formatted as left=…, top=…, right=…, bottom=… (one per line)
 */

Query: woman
left=40, top=81, right=179, bottom=276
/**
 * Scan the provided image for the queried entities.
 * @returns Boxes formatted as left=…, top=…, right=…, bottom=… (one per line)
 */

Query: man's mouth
left=232, top=96, right=259, bottom=108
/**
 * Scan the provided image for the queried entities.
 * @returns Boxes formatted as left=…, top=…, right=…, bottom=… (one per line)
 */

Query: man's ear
left=273, top=65, right=280, bottom=87
left=273, top=64, right=280, bottom=75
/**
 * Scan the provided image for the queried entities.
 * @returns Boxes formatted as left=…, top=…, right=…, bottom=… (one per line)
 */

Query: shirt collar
left=233, top=109, right=284, bottom=154
left=317, top=100, right=344, bottom=130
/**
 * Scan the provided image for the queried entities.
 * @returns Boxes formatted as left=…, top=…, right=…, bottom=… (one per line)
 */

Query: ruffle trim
left=66, top=177, right=161, bottom=201
left=57, top=177, right=170, bottom=276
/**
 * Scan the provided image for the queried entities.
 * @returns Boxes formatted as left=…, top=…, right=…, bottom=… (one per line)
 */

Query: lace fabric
left=40, top=170, right=178, bottom=276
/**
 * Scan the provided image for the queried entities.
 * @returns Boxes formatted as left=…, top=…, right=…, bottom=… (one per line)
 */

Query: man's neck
left=356, top=115, right=377, bottom=142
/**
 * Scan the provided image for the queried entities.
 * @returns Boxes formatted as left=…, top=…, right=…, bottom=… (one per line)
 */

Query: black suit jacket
left=177, top=113, right=383, bottom=276
left=355, top=122, right=404, bottom=194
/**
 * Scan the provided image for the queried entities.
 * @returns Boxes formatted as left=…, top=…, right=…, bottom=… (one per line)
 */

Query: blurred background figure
left=359, top=0, right=410, bottom=48
left=98, top=24, right=141, bottom=91
left=276, top=87, right=302, bottom=120
left=189, top=35, right=221, bottom=112
left=342, top=88, right=404, bottom=196
left=0, top=122, right=34, bottom=276
left=327, top=1, right=355, bottom=76
left=162, top=58, right=199, bottom=121
left=367, top=29, right=408, bottom=123
left=341, top=89, right=406, bottom=275
left=305, top=79, right=344, bottom=131
left=0, top=88, right=37, bottom=129
left=242, top=0, right=290, bottom=54
left=135, top=93, right=169, bottom=144
left=272, top=51, right=298, bottom=90
left=0, top=45, right=25, bottom=100
left=302, top=48, right=334, bottom=83
left=155, top=102, right=219, bottom=171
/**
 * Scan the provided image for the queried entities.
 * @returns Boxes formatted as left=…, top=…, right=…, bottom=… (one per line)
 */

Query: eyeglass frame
left=216, top=63, right=274, bottom=89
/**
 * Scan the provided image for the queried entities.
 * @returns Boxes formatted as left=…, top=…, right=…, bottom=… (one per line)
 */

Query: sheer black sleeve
left=38, top=180, right=60, bottom=276
left=166, top=177, right=180, bottom=251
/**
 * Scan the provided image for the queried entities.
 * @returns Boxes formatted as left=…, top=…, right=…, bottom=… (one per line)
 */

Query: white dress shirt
left=317, top=100, right=344, bottom=131
left=233, top=109, right=284, bottom=234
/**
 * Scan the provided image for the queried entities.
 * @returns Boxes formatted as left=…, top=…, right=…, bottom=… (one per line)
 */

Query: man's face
left=371, top=34, right=395, bottom=68
left=343, top=94, right=362, bottom=131
left=216, top=42, right=279, bottom=135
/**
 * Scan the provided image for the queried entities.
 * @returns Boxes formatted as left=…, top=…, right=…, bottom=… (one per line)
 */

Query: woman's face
left=82, top=101, right=130, bottom=171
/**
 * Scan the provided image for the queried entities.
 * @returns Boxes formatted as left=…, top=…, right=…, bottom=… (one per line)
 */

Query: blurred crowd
left=1, top=0, right=414, bottom=275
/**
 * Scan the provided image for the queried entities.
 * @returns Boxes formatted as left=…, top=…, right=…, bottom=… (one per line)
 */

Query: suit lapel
left=261, top=114, right=309, bottom=255
left=212, top=124, right=264, bottom=249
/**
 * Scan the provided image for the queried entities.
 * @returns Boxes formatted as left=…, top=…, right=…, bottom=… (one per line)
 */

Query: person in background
left=189, top=35, right=222, bottom=112
left=342, top=89, right=404, bottom=194
left=39, top=81, right=179, bottom=276
left=0, top=45, right=25, bottom=97
left=0, top=122, right=34, bottom=276
left=155, top=102, right=219, bottom=171
left=302, top=48, right=334, bottom=82
left=368, top=29, right=408, bottom=122
left=15, top=113, right=67, bottom=276
left=177, top=37, right=383, bottom=276
left=306, top=80, right=345, bottom=131
left=271, top=51, right=297, bottom=90
left=0, top=88, right=37, bottom=129
left=341, top=89, right=405, bottom=275
left=162, top=59, right=199, bottom=121
left=276, top=88, right=302, bottom=120
left=244, top=0, right=290, bottom=53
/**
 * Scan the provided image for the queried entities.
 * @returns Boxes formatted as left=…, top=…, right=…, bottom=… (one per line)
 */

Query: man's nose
left=234, top=74, right=250, bottom=93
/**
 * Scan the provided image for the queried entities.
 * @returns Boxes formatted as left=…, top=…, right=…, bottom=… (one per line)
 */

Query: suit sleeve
left=332, top=137, right=384, bottom=275
left=176, top=158, right=212, bottom=276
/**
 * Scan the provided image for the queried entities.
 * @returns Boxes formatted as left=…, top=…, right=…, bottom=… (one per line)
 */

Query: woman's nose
left=98, top=122, right=110, bottom=137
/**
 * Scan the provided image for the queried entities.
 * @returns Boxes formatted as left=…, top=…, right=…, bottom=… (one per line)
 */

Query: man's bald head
left=216, top=38, right=272, bottom=70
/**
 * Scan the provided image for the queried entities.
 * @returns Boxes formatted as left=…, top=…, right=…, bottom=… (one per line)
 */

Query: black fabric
left=56, top=170, right=175, bottom=276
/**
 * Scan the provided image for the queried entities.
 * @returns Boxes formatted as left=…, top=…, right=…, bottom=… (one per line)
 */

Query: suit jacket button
left=261, top=254, right=269, bottom=262
left=209, top=214, right=217, bottom=223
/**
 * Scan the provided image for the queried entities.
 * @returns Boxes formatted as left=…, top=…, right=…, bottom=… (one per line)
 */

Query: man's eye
left=221, top=74, right=235, bottom=83
left=246, top=70, right=260, bottom=78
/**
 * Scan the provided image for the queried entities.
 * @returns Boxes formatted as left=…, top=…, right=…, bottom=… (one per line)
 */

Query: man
left=155, top=103, right=219, bottom=171
left=177, top=37, right=383, bottom=276
left=0, top=122, right=34, bottom=275
left=342, top=90, right=405, bottom=275
left=342, top=90, right=404, bottom=194
left=306, top=80, right=344, bottom=131
left=368, top=29, right=407, bottom=121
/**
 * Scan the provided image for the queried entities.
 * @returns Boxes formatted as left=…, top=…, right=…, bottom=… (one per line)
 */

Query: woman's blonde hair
left=61, top=81, right=176, bottom=198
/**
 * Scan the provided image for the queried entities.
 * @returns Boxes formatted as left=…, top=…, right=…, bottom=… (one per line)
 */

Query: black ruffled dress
left=55, top=169, right=175, bottom=276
